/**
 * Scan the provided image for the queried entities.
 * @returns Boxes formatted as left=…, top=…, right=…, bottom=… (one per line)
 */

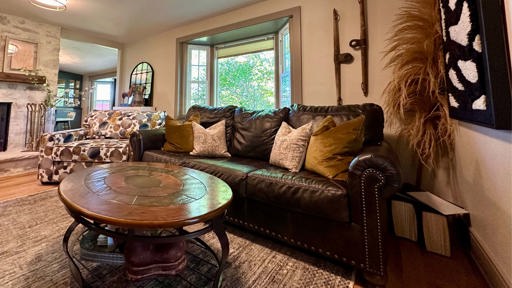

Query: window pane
left=190, top=83, right=207, bottom=106
left=94, top=82, right=112, bottom=111
left=191, top=50, right=199, bottom=65
left=199, top=66, right=207, bottom=81
left=217, top=51, right=275, bottom=110
left=191, top=66, right=199, bottom=81
left=199, top=50, right=207, bottom=65
left=96, top=83, right=112, bottom=100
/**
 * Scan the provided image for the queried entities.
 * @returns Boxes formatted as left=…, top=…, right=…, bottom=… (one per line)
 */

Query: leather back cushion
left=186, top=105, right=237, bottom=148
left=231, top=107, right=290, bottom=160
left=288, top=103, right=384, bottom=145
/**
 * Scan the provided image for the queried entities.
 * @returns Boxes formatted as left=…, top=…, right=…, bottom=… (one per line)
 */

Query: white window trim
left=186, top=44, right=210, bottom=107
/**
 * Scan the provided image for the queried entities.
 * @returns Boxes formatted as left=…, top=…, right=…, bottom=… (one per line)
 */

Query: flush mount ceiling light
left=29, top=0, right=68, bottom=11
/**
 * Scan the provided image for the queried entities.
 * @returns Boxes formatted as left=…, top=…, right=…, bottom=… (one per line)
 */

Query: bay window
left=176, top=7, right=301, bottom=116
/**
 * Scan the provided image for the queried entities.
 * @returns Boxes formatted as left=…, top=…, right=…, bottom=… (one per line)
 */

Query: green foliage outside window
left=217, top=51, right=275, bottom=110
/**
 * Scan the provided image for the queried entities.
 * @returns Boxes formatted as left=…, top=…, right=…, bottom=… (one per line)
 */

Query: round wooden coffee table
left=58, top=162, right=232, bottom=287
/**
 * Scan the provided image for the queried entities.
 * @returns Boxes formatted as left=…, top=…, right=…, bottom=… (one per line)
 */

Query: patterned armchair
left=38, top=110, right=166, bottom=183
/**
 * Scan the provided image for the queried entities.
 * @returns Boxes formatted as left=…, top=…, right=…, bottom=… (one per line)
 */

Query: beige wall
left=120, top=0, right=511, bottom=284
left=423, top=4, right=512, bottom=285
left=120, top=0, right=401, bottom=113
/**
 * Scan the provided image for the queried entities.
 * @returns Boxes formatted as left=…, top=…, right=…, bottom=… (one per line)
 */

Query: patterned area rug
left=0, top=189, right=354, bottom=288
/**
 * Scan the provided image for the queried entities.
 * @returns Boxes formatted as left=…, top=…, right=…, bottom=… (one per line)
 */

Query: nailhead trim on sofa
left=225, top=215, right=364, bottom=268
left=361, top=168, right=386, bottom=275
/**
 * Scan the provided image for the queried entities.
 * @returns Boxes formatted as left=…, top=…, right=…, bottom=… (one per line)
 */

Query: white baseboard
left=470, top=229, right=511, bottom=288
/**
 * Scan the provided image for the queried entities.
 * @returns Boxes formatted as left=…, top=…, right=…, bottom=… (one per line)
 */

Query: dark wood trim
left=0, top=72, right=46, bottom=84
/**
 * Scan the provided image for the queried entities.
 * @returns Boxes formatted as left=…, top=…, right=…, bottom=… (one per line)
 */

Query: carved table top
left=58, top=162, right=232, bottom=229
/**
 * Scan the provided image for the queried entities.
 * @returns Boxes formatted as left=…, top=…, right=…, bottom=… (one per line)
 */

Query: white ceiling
left=0, top=0, right=264, bottom=75
left=59, top=39, right=118, bottom=75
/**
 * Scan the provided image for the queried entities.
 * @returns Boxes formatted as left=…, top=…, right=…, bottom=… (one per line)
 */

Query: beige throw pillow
left=269, top=121, right=313, bottom=172
left=190, top=120, right=230, bottom=157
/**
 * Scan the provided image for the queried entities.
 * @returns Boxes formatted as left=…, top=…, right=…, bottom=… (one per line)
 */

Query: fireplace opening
left=0, top=103, right=11, bottom=152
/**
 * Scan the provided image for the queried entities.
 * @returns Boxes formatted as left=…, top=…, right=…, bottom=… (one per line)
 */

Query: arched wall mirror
left=129, top=62, right=154, bottom=106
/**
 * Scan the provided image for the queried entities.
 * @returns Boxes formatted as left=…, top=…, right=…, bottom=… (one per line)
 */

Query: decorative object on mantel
left=383, top=0, right=454, bottom=170
left=3, top=37, right=38, bottom=74
left=333, top=9, right=354, bottom=105
left=23, top=69, right=56, bottom=108
left=439, top=0, right=511, bottom=130
left=348, top=0, right=369, bottom=97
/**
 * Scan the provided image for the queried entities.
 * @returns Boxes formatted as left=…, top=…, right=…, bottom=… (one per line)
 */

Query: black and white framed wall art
left=439, top=0, right=511, bottom=130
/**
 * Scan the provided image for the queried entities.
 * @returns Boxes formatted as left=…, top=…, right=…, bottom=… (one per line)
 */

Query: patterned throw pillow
left=305, top=115, right=365, bottom=180
left=162, top=113, right=200, bottom=153
left=190, top=120, right=230, bottom=157
left=269, top=121, right=313, bottom=172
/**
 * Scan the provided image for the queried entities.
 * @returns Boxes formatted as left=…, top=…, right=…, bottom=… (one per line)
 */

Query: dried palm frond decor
left=383, top=0, right=455, bottom=171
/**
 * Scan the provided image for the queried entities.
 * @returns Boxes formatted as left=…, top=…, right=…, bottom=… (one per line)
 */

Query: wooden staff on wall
left=333, top=9, right=354, bottom=105
left=349, top=0, right=368, bottom=96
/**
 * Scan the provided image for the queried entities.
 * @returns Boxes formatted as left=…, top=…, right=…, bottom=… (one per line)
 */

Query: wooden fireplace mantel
left=0, top=72, right=46, bottom=84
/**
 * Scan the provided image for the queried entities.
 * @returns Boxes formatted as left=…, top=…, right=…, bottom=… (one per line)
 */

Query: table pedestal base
left=63, top=216, right=229, bottom=288
left=124, top=240, right=187, bottom=280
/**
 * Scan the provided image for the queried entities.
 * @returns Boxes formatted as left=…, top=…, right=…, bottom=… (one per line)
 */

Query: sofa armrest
left=348, top=141, right=402, bottom=201
left=39, top=128, right=87, bottom=149
left=129, top=128, right=166, bottom=161
left=347, top=140, right=401, bottom=278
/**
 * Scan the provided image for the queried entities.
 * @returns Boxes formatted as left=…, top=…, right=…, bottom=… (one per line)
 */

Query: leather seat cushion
left=246, top=167, right=349, bottom=222
left=185, top=157, right=270, bottom=196
left=141, top=151, right=269, bottom=196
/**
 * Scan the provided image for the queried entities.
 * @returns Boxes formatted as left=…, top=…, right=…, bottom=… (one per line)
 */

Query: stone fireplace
left=0, top=12, right=60, bottom=175
left=0, top=83, right=50, bottom=175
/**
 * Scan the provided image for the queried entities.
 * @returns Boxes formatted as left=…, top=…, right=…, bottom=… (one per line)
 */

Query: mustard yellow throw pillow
left=162, top=113, right=200, bottom=153
left=305, top=115, right=365, bottom=180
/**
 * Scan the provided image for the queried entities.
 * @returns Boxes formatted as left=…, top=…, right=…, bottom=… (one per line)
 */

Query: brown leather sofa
left=130, top=103, right=401, bottom=286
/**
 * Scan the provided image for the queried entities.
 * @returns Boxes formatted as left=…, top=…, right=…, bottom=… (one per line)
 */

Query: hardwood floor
left=0, top=171, right=57, bottom=201
left=0, top=171, right=489, bottom=288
